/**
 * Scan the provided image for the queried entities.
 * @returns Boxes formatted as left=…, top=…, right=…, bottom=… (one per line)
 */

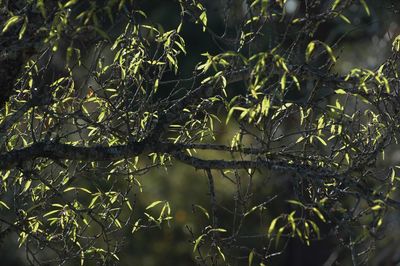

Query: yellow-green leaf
left=194, top=204, right=210, bottom=219
left=312, top=207, right=326, bottom=222
left=281, top=73, right=287, bottom=92
left=0, top=201, right=10, bottom=210
left=339, top=14, right=351, bottom=24
left=199, top=12, right=207, bottom=32
left=64, top=0, right=78, bottom=8
left=306, top=41, right=316, bottom=62
left=2, top=16, right=22, bottom=33
left=321, top=43, right=337, bottom=63
left=193, top=234, right=205, bottom=252
left=217, top=246, right=226, bottom=261
left=331, top=0, right=341, bottom=10
left=371, top=205, right=382, bottom=211
left=146, top=200, right=163, bottom=210
left=18, top=17, right=27, bottom=40
left=268, top=216, right=280, bottom=237
left=335, top=89, right=347, bottom=94
left=359, top=0, right=370, bottom=16
left=393, top=35, right=400, bottom=52
left=248, top=249, right=255, bottom=266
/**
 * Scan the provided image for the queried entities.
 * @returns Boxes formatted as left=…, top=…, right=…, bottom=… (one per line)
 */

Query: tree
left=0, top=0, right=400, bottom=265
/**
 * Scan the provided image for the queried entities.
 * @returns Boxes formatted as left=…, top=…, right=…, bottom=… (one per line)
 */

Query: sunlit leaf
left=146, top=200, right=164, bottom=210
left=2, top=16, right=22, bottom=33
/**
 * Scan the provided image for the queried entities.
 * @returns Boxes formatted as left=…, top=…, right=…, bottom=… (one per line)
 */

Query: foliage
left=0, top=0, right=400, bottom=265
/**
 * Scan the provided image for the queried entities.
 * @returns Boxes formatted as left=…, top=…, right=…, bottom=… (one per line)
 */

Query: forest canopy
left=0, top=0, right=400, bottom=265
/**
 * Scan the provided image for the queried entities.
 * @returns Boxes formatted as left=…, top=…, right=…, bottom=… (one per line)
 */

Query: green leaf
left=390, top=168, right=396, bottom=183
left=286, top=200, right=305, bottom=208
left=18, top=17, right=27, bottom=40
left=371, top=205, right=382, bottom=211
left=359, top=0, right=370, bottom=16
left=166, top=54, right=177, bottom=69
left=280, top=73, right=287, bottom=92
left=146, top=200, right=164, bottom=210
left=261, top=97, right=270, bottom=117
left=2, top=16, right=22, bottom=33
left=321, top=42, right=337, bottom=63
left=36, top=0, right=47, bottom=17
left=291, top=75, right=301, bottom=90
left=315, top=135, right=327, bottom=146
left=194, top=204, right=210, bottom=219
left=199, top=11, right=207, bottom=32
left=335, top=89, right=347, bottom=94
left=339, top=14, right=351, bottom=24
left=331, top=0, right=341, bottom=10
left=132, top=219, right=141, bottom=233
left=63, top=187, right=92, bottom=194
left=217, top=246, right=226, bottom=261
left=22, top=180, right=32, bottom=193
left=226, top=106, right=248, bottom=124
left=393, top=35, right=400, bottom=52
left=288, top=211, right=296, bottom=235
left=174, top=40, right=186, bottom=54
left=88, top=195, right=99, bottom=209
left=248, top=249, right=255, bottom=266
left=18, top=232, right=28, bottom=248
left=345, top=153, right=350, bottom=164
left=209, top=228, right=227, bottom=233
left=43, top=209, right=60, bottom=217
left=275, top=227, right=285, bottom=248
left=64, top=0, right=78, bottom=8
left=306, top=41, right=316, bottom=62
left=268, top=216, right=280, bottom=237
left=312, top=207, right=326, bottom=222
left=193, top=234, right=205, bottom=252
left=383, top=77, right=391, bottom=93
left=309, top=220, right=320, bottom=239
left=98, top=109, right=106, bottom=122
left=0, top=200, right=10, bottom=210
left=2, top=170, right=11, bottom=181
left=296, top=136, right=305, bottom=144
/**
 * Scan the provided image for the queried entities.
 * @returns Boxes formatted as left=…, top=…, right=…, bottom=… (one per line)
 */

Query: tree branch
left=171, top=151, right=338, bottom=178
left=0, top=140, right=148, bottom=170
